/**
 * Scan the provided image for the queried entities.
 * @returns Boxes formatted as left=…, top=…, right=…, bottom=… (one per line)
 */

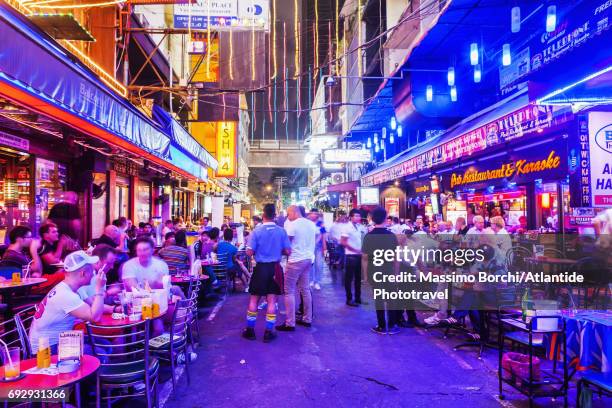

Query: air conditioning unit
left=331, top=173, right=345, bottom=184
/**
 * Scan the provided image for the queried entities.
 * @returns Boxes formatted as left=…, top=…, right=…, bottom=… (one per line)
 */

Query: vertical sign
left=569, top=115, right=592, bottom=207
left=588, top=112, right=612, bottom=207
left=216, top=121, right=237, bottom=177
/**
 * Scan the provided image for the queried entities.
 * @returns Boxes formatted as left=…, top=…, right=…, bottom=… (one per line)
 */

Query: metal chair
left=150, top=295, right=195, bottom=391
left=211, top=253, right=231, bottom=294
left=505, top=246, right=533, bottom=273
left=186, top=278, right=202, bottom=347
left=13, top=305, right=36, bottom=358
left=86, top=319, right=159, bottom=408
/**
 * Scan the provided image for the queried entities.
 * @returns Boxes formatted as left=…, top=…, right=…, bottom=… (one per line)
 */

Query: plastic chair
left=150, top=295, right=194, bottom=391
left=86, top=319, right=159, bottom=408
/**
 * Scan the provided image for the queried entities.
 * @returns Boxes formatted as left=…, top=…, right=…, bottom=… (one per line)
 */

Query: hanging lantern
left=374, top=144, right=379, bottom=153
left=382, top=127, right=387, bottom=140
left=390, top=116, right=397, bottom=130
left=373, top=132, right=379, bottom=144
left=397, top=125, right=403, bottom=138
left=366, top=137, right=372, bottom=148
left=450, top=86, right=457, bottom=102
left=390, top=132, right=395, bottom=144
left=426, top=85, right=433, bottom=102
left=447, top=66, right=455, bottom=86
left=546, top=5, right=556, bottom=33
left=474, top=64, right=482, bottom=83
left=502, top=44, right=511, bottom=66
left=511, top=6, right=521, bottom=33
left=470, top=43, right=478, bottom=66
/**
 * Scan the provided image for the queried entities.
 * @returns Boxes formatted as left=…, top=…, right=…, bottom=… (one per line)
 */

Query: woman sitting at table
left=29, top=250, right=106, bottom=354
left=158, top=230, right=190, bottom=275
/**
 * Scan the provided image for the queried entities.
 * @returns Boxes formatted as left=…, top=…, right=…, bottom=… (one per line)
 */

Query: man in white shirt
left=389, top=217, right=406, bottom=235
left=29, top=251, right=106, bottom=353
left=466, top=215, right=486, bottom=247
left=277, top=206, right=317, bottom=331
left=341, top=209, right=367, bottom=306
left=122, top=237, right=169, bottom=291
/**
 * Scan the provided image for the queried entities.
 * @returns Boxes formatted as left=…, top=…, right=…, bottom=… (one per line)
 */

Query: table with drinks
left=0, top=276, right=47, bottom=291
left=104, top=287, right=169, bottom=325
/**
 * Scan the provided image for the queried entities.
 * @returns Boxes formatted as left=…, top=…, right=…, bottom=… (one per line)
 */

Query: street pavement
left=162, top=266, right=607, bottom=408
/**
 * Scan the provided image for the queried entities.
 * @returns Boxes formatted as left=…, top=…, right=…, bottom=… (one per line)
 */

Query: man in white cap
left=29, top=250, right=106, bottom=354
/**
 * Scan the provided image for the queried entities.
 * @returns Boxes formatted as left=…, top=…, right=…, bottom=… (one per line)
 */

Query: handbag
left=273, top=262, right=284, bottom=295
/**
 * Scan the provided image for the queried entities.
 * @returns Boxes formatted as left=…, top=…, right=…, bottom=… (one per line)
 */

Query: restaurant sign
left=362, top=104, right=553, bottom=186
left=444, top=145, right=567, bottom=191
left=216, top=121, right=237, bottom=177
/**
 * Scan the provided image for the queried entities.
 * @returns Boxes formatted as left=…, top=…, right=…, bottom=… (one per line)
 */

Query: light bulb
left=546, top=5, right=556, bottom=33
left=470, top=43, right=478, bottom=66
left=511, top=6, right=521, bottom=33
left=426, top=85, right=433, bottom=102
left=502, top=44, right=511, bottom=66
left=447, top=66, right=455, bottom=86
left=450, top=86, right=457, bottom=102
left=474, top=64, right=481, bottom=83
left=390, top=116, right=397, bottom=130
left=397, top=125, right=403, bottom=138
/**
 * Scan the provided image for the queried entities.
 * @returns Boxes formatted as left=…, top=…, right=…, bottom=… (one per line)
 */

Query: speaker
left=180, top=180, right=189, bottom=188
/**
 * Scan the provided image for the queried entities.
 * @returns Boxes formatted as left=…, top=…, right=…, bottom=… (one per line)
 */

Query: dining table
left=96, top=309, right=168, bottom=327
left=0, top=354, right=100, bottom=407
left=0, top=277, right=47, bottom=292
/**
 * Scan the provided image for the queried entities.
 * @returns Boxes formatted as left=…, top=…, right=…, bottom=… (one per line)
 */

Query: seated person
left=121, top=237, right=169, bottom=291
left=158, top=230, right=190, bottom=275
left=29, top=250, right=106, bottom=353
left=216, top=228, right=251, bottom=289
left=77, top=244, right=120, bottom=310
left=190, top=230, right=219, bottom=287
left=0, top=225, right=42, bottom=276
left=33, top=222, right=71, bottom=294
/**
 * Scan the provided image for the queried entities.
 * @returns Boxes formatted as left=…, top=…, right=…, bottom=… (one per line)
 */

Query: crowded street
left=0, top=0, right=611, bottom=407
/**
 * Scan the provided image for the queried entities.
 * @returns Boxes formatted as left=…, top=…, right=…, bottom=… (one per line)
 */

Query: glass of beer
left=37, top=337, right=51, bottom=369
left=141, top=298, right=153, bottom=319
left=11, top=271, right=21, bottom=285
left=2, top=347, right=20, bottom=380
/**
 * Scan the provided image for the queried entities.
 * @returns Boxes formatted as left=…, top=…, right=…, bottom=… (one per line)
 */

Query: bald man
left=277, top=205, right=318, bottom=331
left=96, top=225, right=121, bottom=249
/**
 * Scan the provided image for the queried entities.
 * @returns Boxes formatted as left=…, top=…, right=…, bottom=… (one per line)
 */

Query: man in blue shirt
left=244, top=203, right=291, bottom=343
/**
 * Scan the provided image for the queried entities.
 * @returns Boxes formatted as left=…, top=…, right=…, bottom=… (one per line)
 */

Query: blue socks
left=246, top=311, right=257, bottom=328
left=265, top=313, right=276, bottom=330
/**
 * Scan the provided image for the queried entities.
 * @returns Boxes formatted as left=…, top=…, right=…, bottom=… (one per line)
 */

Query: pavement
left=161, top=266, right=609, bottom=408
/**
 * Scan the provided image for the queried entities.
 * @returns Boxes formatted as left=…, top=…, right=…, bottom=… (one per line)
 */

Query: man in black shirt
left=362, top=207, right=400, bottom=334
left=48, top=191, right=82, bottom=240
left=1, top=226, right=42, bottom=275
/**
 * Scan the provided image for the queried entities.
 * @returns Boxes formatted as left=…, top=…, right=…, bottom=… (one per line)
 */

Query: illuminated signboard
left=361, top=104, right=553, bottom=186
left=216, top=121, right=237, bottom=177
left=174, top=0, right=270, bottom=30
left=588, top=112, right=612, bottom=207
left=323, top=149, right=371, bottom=163
left=357, top=187, right=379, bottom=205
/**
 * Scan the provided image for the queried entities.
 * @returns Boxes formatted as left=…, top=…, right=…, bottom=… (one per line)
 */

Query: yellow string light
left=294, top=0, right=299, bottom=78
left=314, top=0, right=319, bottom=70
left=30, top=0, right=124, bottom=9
left=357, top=0, right=362, bottom=77
left=272, top=0, right=277, bottom=79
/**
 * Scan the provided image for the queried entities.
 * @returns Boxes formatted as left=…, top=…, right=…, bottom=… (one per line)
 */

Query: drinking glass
left=2, top=347, right=20, bottom=380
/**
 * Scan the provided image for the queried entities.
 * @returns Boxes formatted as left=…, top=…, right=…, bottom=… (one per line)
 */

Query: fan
left=92, top=182, right=106, bottom=199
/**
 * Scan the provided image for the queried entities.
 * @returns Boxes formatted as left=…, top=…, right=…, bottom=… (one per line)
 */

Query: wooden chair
left=86, top=319, right=159, bottom=408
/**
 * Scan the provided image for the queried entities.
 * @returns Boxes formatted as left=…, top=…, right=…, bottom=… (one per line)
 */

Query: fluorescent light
left=474, top=64, right=482, bottom=83
left=536, top=65, right=612, bottom=104
left=426, top=85, right=433, bottom=102
left=511, top=6, right=521, bottom=33
left=546, top=5, right=556, bottom=32
left=450, top=86, right=457, bottom=102
left=470, top=43, right=478, bottom=65
left=502, top=44, right=511, bottom=66
left=447, top=66, right=455, bottom=86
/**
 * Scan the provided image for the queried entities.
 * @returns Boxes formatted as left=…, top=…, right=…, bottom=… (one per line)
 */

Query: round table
left=0, top=277, right=47, bottom=292
left=0, top=355, right=99, bottom=407
left=96, top=310, right=167, bottom=327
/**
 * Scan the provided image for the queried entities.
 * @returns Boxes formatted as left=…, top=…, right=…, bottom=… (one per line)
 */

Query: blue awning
left=0, top=3, right=171, bottom=159
left=152, top=105, right=218, bottom=172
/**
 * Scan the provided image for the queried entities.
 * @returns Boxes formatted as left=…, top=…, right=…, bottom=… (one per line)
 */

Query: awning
left=152, top=105, right=218, bottom=171
left=361, top=91, right=557, bottom=186
left=0, top=4, right=200, bottom=179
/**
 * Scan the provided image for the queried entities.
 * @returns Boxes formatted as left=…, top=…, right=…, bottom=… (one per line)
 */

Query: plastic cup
left=2, top=347, right=20, bottom=379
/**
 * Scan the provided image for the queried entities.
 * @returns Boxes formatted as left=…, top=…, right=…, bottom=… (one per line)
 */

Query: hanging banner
left=216, top=121, right=237, bottom=177
left=588, top=111, right=612, bottom=207
left=385, top=197, right=400, bottom=218
left=174, top=0, right=269, bottom=30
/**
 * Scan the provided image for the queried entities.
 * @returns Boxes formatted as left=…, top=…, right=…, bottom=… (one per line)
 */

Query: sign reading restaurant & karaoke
left=361, top=104, right=553, bottom=186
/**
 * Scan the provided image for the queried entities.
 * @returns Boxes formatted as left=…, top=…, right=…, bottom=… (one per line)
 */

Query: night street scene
left=0, top=0, right=610, bottom=407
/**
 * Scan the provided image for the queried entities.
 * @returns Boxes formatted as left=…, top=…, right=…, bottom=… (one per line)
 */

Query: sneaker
left=244, top=286, right=250, bottom=293
left=387, top=326, right=401, bottom=335
left=257, top=302, right=267, bottom=310
left=424, top=315, right=441, bottom=326
left=314, top=283, right=321, bottom=290
left=242, top=327, right=256, bottom=340
left=275, top=323, right=295, bottom=332
left=296, top=320, right=312, bottom=328
left=371, top=326, right=386, bottom=335
left=134, top=382, right=146, bottom=392
left=263, top=330, right=277, bottom=343
left=178, top=351, right=198, bottom=364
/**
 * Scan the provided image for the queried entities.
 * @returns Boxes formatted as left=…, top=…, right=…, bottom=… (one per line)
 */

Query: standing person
left=47, top=191, right=81, bottom=241
left=243, top=204, right=291, bottom=342
left=362, top=207, right=400, bottom=334
left=341, top=209, right=367, bottom=307
left=277, top=206, right=317, bottom=331
left=307, top=209, right=326, bottom=290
